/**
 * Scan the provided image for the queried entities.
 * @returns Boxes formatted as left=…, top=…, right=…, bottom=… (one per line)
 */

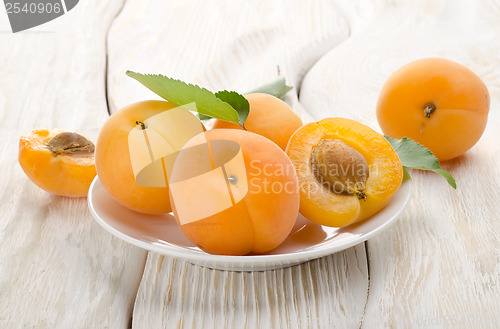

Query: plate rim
left=88, top=175, right=412, bottom=268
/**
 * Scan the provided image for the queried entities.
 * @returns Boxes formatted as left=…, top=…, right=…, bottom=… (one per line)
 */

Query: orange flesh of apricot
left=286, top=118, right=403, bottom=227
left=19, top=128, right=96, bottom=197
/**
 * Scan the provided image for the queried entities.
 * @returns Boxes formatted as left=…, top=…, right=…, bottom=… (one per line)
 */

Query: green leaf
left=246, top=77, right=293, bottom=99
left=126, top=71, right=239, bottom=124
left=432, top=169, right=457, bottom=189
left=197, top=113, right=213, bottom=121
left=385, top=136, right=456, bottom=188
left=215, top=91, right=249, bottom=126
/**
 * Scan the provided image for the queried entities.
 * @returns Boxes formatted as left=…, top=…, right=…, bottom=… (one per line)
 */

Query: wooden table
left=1, top=1, right=499, bottom=328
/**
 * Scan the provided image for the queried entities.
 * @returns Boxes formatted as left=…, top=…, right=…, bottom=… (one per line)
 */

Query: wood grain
left=133, top=251, right=368, bottom=329
left=0, top=1, right=147, bottom=328
left=2, top=0, right=499, bottom=328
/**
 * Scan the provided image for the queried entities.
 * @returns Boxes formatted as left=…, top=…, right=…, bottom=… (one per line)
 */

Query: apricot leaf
left=126, top=71, right=240, bottom=124
left=247, top=76, right=293, bottom=99
left=197, top=113, right=213, bottom=121
left=215, top=91, right=249, bottom=126
left=385, top=136, right=456, bottom=188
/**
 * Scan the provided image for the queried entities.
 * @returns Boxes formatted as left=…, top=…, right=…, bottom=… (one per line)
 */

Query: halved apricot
left=286, top=118, right=403, bottom=227
left=19, top=128, right=97, bottom=197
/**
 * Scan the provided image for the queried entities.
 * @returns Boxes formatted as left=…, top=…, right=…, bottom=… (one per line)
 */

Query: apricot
left=286, top=118, right=403, bottom=227
left=212, top=93, right=303, bottom=150
left=377, top=58, right=490, bottom=161
left=169, top=129, right=300, bottom=255
left=18, top=128, right=97, bottom=197
left=95, top=100, right=205, bottom=215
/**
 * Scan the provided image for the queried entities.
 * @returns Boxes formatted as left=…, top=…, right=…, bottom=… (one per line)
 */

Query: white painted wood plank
left=300, top=0, right=500, bottom=328
left=107, top=1, right=373, bottom=328
left=0, top=1, right=147, bottom=328
left=107, top=0, right=351, bottom=124
left=133, top=250, right=369, bottom=329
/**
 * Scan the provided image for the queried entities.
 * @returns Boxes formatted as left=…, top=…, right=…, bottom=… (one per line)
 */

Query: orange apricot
left=286, top=118, right=403, bottom=227
left=95, top=100, right=201, bottom=215
left=212, top=93, right=303, bottom=150
left=19, top=128, right=97, bottom=197
left=169, top=129, right=300, bottom=255
left=377, top=58, right=490, bottom=161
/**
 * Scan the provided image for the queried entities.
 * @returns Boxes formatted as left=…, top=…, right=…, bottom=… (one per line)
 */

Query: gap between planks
left=105, top=0, right=127, bottom=116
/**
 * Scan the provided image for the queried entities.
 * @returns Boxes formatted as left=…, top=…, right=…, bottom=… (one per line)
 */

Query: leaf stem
left=424, top=103, right=436, bottom=118
left=240, top=124, right=247, bottom=131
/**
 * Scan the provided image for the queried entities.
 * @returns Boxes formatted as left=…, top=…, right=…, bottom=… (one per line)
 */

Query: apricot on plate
left=286, top=118, right=403, bottom=227
left=212, top=93, right=303, bottom=150
left=377, top=58, right=490, bottom=161
left=19, top=128, right=96, bottom=197
left=95, top=100, right=205, bottom=215
left=168, top=129, right=300, bottom=255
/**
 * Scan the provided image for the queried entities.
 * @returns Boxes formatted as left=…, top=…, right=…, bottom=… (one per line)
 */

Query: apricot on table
left=212, top=93, right=303, bottom=150
left=95, top=100, right=205, bottom=215
left=169, top=129, right=300, bottom=255
left=377, top=58, right=490, bottom=161
left=19, top=128, right=97, bottom=197
left=286, top=118, right=403, bottom=227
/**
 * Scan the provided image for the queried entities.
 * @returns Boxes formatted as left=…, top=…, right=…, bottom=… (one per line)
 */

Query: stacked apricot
left=213, top=93, right=302, bottom=150
left=92, top=98, right=300, bottom=255
left=169, top=129, right=299, bottom=255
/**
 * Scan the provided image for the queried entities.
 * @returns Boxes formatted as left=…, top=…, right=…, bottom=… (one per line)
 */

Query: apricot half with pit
left=19, top=128, right=97, bottom=197
left=286, top=118, right=403, bottom=227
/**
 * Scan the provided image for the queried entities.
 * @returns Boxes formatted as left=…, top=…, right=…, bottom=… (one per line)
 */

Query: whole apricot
left=169, top=129, right=300, bottom=255
left=19, top=128, right=97, bottom=197
left=212, top=93, right=303, bottom=150
left=286, top=118, right=403, bottom=227
left=377, top=58, right=490, bottom=161
left=95, top=100, right=205, bottom=215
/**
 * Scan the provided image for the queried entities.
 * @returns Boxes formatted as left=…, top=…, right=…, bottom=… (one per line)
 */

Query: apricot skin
left=286, top=118, right=403, bottom=227
left=169, top=129, right=300, bottom=256
left=377, top=58, right=490, bottom=161
left=18, top=128, right=97, bottom=197
left=212, top=93, right=303, bottom=150
left=95, top=100, right=179, bottom=215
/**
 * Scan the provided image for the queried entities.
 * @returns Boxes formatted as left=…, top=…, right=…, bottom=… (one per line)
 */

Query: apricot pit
left=46, top=132, right=95, bottom=156
left=310, top=139, right=369, bottom=200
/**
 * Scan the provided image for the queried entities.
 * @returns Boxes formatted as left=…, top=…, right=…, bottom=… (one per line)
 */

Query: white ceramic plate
left=88, top=176, right=411, bottom=271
